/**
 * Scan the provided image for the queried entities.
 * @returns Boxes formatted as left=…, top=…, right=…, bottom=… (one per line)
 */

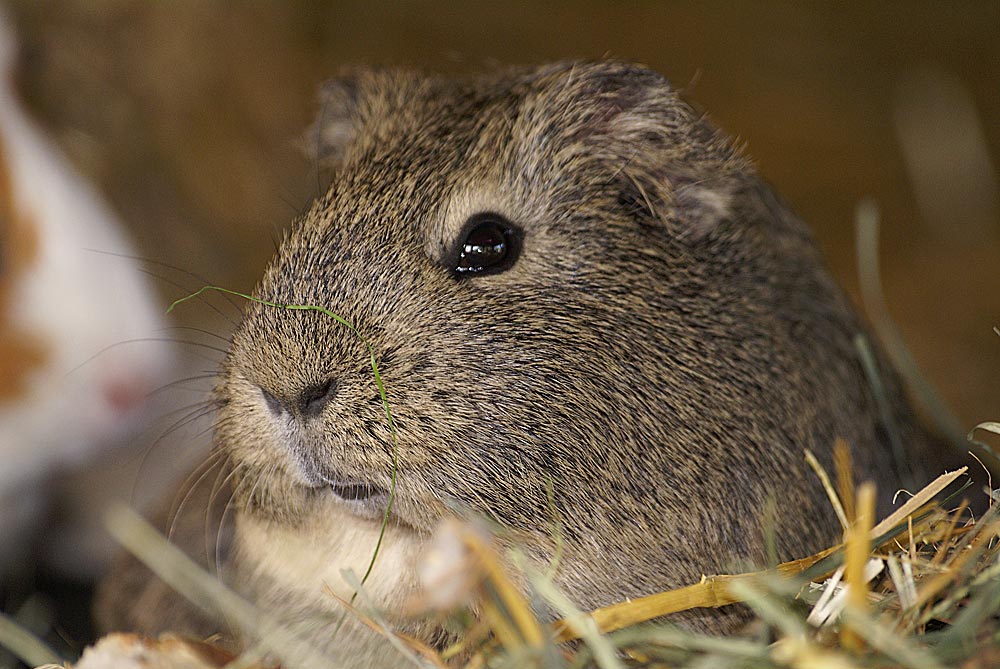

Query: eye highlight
left=453, top=212, right=521, bottom=277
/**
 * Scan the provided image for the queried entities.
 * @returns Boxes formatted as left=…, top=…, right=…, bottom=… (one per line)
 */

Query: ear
left=540, top=61, right=750, bottom=241
left=303, top=73, right=363, bottom=170
left=304, top=65, right=430, bottom=172
left=304, top=65, right=410, bottom=169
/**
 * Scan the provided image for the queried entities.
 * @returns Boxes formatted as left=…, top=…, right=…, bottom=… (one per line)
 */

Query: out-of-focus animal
left=0, top=7, right=171, bottom=574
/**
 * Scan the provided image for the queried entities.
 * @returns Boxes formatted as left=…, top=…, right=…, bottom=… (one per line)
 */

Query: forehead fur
left=287, top=60, right=757, bottom=275
left=314, top=60, right=748, bottom=176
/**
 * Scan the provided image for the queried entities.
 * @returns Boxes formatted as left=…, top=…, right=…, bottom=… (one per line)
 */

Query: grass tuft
left=45, top=459, right=992, bottom=669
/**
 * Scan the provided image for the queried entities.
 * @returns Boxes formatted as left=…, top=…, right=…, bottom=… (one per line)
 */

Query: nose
left=261, top=378, right=339, bottom=418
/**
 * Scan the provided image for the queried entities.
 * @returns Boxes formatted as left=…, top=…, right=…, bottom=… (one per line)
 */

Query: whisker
left=211, top=472, right=246, bottom=640
left=84, top=249, right=246, bottom=323
left=130, top=400, right=222, bottom=502
left=67, top=337, right=227, bottom=377
left=277, top=191, right=309, bottom=219
left=159, top=403, right=222, bottom=440
left=186, top=410, right=244, bottom=445
left=161, top=325, right=234, bottom=346
left=151, top=398, right=223, bottom=432
left=147, top=372, right=221, bottom=398
left=83, top=249, right=214, bottom=286
left=167, top=450, right=227, bottom=540
left=137, top=268, right=240, bottom=328
left=79, top=246, right=241, bottom=326
left=243, top=468, right=268, bottom=517
left=148, top=336, right=230, bottom=356
left=210, top=460, right=245, bottom=575
left=151, top=395, right=220, bottom=421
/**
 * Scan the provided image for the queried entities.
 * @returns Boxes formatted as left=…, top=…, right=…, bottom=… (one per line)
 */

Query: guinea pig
left=0, top=8, right=171, bottom=573
left=99, top=61, right=939, bottom=665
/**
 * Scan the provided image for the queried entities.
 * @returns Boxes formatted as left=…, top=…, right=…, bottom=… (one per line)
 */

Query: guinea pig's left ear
left=544, top=60, right=750, bottom=241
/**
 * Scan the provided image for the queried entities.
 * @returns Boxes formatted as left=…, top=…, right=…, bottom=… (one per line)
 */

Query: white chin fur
left=235, top=508, right=427, bottom=663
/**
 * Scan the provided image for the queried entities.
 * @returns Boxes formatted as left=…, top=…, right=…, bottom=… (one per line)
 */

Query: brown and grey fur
left=98, top=61, right=937, bottom=665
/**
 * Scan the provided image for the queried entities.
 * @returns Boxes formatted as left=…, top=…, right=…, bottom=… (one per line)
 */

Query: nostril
left=260, top=387, right=286, bottom=415
left=299, top=378, right=338, bottom=418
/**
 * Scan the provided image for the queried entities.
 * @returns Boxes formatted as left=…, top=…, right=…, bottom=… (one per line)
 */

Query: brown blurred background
left=7, top=1, right=1000, bottom=433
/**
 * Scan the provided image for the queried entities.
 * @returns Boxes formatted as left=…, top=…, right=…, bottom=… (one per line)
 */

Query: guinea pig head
left=219, top=62, right=899, bottom=609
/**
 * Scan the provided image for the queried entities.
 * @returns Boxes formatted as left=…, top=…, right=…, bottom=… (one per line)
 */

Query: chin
left=231, top=497, right=434, bottom=663
left=233, top=490, right=427, bottom=611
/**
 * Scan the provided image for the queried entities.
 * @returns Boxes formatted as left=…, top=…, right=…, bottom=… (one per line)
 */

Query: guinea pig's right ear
left=305, top=74, right=363, bottom=170
left=538, top=61, right=750, bottom=242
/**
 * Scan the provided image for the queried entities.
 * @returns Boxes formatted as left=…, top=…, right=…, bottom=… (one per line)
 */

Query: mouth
left=324, top=480, right=386, bottom=502
left=289, top=456, right=389, bottom=505
left=316, top=476, right=392, bottom=518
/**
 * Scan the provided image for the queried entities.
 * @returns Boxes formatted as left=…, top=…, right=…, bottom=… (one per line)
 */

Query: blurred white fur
left=0, top=8, right=172, bottom=573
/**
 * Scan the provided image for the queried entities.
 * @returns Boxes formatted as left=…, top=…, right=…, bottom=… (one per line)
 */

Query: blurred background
left=8, top=0, right=999, bottom=424
left=0, top=0, right=998, bottom=658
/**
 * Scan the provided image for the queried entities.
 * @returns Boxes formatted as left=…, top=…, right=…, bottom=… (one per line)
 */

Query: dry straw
left=12, top=457, right=983, bottom=669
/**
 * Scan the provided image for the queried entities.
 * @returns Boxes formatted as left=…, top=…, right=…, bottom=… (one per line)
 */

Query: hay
left=2, top=457, right=997, bottom=668
left=414, top=463, right=995, bottom=669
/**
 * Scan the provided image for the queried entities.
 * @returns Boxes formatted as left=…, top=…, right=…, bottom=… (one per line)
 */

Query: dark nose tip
left=297, top=378, right=338, bottom=418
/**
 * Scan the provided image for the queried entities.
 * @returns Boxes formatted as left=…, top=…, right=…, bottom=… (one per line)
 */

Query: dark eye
left=453, top=213, right=521, bottom=277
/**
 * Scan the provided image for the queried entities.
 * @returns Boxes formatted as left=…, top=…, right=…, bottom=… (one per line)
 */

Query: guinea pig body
left=102, top=61, right=937, bottom=665
left=0, top=10, right=170, bottom=572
